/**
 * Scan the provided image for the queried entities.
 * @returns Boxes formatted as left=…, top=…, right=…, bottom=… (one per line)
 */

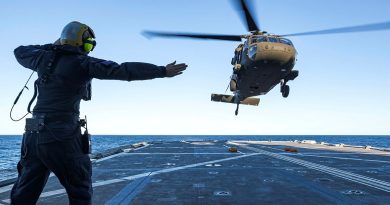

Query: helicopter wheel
left=281, top=85, right=290, bottom=98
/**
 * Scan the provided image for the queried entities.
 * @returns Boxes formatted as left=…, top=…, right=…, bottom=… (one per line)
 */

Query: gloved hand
left=165, top=61, right=187, bottom=77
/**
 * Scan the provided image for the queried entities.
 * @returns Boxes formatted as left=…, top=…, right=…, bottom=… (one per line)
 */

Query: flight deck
left=0, top=140, right=389, bottom=205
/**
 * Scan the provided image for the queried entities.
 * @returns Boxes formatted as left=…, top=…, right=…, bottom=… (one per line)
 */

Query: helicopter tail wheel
left=281, top=85, right=290, bottom=98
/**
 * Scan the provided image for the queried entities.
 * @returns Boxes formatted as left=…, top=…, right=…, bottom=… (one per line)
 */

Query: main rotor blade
left=143, top=31, right=242, bottom=41
left=281, top=21, right=390, bottom=37
left=232, top=0, right=260, bottom=32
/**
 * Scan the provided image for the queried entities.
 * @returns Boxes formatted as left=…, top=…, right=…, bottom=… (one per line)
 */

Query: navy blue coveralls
left=11, top=44, right=166, bottom=205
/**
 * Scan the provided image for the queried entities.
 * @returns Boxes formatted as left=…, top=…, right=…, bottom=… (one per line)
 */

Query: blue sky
left=0, top=0, right=389, bottom=135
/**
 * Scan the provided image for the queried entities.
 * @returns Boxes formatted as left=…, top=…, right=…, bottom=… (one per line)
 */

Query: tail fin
left=211, top=94, right=260, bottom=106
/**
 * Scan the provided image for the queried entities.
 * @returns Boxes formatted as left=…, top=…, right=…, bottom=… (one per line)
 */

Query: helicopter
left=143, top=0, right=390, bottom=115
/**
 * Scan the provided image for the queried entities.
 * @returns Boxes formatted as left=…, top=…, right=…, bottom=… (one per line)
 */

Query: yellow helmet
left=60, top=21, right=96, bottom=52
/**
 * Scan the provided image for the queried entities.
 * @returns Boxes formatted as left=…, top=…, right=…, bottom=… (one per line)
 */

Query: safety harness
left=10, top=45, right=91, bottom=121
left=10, top=46, right=61, bottom=121
left=28, top=46, right=61, bottom=113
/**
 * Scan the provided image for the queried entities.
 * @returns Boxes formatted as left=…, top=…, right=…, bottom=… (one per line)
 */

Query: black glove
left=165, top=61, right=187, bottom=77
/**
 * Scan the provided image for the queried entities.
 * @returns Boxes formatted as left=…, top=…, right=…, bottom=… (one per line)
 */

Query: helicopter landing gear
left=280, top=80, right=290, bottom=98
left=280, top=70, right=298, bottom=98
left=281, top=84, right=290, bottom=98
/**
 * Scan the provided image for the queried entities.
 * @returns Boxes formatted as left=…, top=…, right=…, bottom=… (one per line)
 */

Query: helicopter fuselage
left=231, top=35, right=298, bottom=100
left=143, top=0, right=389, bottom=115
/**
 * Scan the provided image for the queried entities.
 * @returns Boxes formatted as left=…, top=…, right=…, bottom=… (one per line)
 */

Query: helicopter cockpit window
left=268, top=37, right=279, bottom=43
left=280, top=38, right=293, bottom=46
left=257, top=36, right=268, bottom=42
left=251, top=38, right=256, bottom=44
left=251, top=36, right=267, bottom=44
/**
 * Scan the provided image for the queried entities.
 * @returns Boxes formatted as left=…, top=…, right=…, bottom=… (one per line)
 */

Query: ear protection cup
left=83, top=38, right=96, bottom=52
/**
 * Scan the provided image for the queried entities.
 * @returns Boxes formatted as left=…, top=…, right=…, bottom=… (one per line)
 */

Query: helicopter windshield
left=279, top=38, right=294, bottom=46
left=268, top=37, right=279, bottom=43
left=251, top=36, right=267, bottom=44
left=250, top=36, right=294, bottom=47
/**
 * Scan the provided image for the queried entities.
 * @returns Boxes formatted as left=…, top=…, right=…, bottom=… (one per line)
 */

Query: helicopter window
left=251, top=38, right=256, bottom=43
left=251, top=36, right=267, bottom=43
left=280, top=38, right=293, bottom=46
left=268, top=37, right=279, bottom=43
left=257, top=36, right=267, bottom=42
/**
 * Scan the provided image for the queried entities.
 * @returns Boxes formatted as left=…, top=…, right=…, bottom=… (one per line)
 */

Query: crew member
left=10, top=21, right=187, bottom=205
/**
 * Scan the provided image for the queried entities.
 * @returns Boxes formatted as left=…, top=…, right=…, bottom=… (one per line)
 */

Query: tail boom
left=211, top=94, right=260, bottom=106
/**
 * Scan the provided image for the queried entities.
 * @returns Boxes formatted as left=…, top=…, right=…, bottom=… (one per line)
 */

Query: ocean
left=0, top=135, right=389, bottom=182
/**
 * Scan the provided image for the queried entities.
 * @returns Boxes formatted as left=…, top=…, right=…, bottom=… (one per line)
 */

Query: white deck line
left=0, top=143, right=150, bottom=195
left=235, top=140, right=390, bottom=156
left=149, top=153, right=260, bottom=176
left=0, top=175, right=56, bottom=195
left=0, top=185, right=13, bottom=194
left=151, top=147, right=225, bottom=149
left=93, top=152, right=127, bottom=163
left=229, top=141, right=390, bottom=192
left=124, top=153, right=245, bottom=155
left=253, top=143, right=390, bottom=163
left=94, top=143, right=150, bottom=163
left=1, top=152, right=260, bottom=201
left=288, top=153, right=390, bottom=164
left=231, top=142, right=390, bottom=187
left=280, top=152, right=383, bottom=155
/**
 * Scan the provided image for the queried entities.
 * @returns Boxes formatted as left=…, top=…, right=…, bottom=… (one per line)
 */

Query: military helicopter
left=143, top=0, right=390, bottom=115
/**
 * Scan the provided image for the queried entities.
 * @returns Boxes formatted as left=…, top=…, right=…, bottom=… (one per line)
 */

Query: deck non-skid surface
left=0, top=141, right=389, bottom=205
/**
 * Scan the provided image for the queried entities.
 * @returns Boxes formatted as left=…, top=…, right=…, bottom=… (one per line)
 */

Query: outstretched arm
left=81, top=56, right=187, bottom=81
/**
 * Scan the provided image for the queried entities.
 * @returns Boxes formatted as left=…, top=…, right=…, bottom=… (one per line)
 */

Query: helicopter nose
left=252, top=42, right=296, bottom=64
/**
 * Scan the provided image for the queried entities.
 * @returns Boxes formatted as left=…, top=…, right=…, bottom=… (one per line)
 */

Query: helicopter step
left=211, top=94, right=260, bottom=106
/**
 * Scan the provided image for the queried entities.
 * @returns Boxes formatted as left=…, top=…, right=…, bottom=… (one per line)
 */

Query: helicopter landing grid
left=1, top=140, right=389, bottom=205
